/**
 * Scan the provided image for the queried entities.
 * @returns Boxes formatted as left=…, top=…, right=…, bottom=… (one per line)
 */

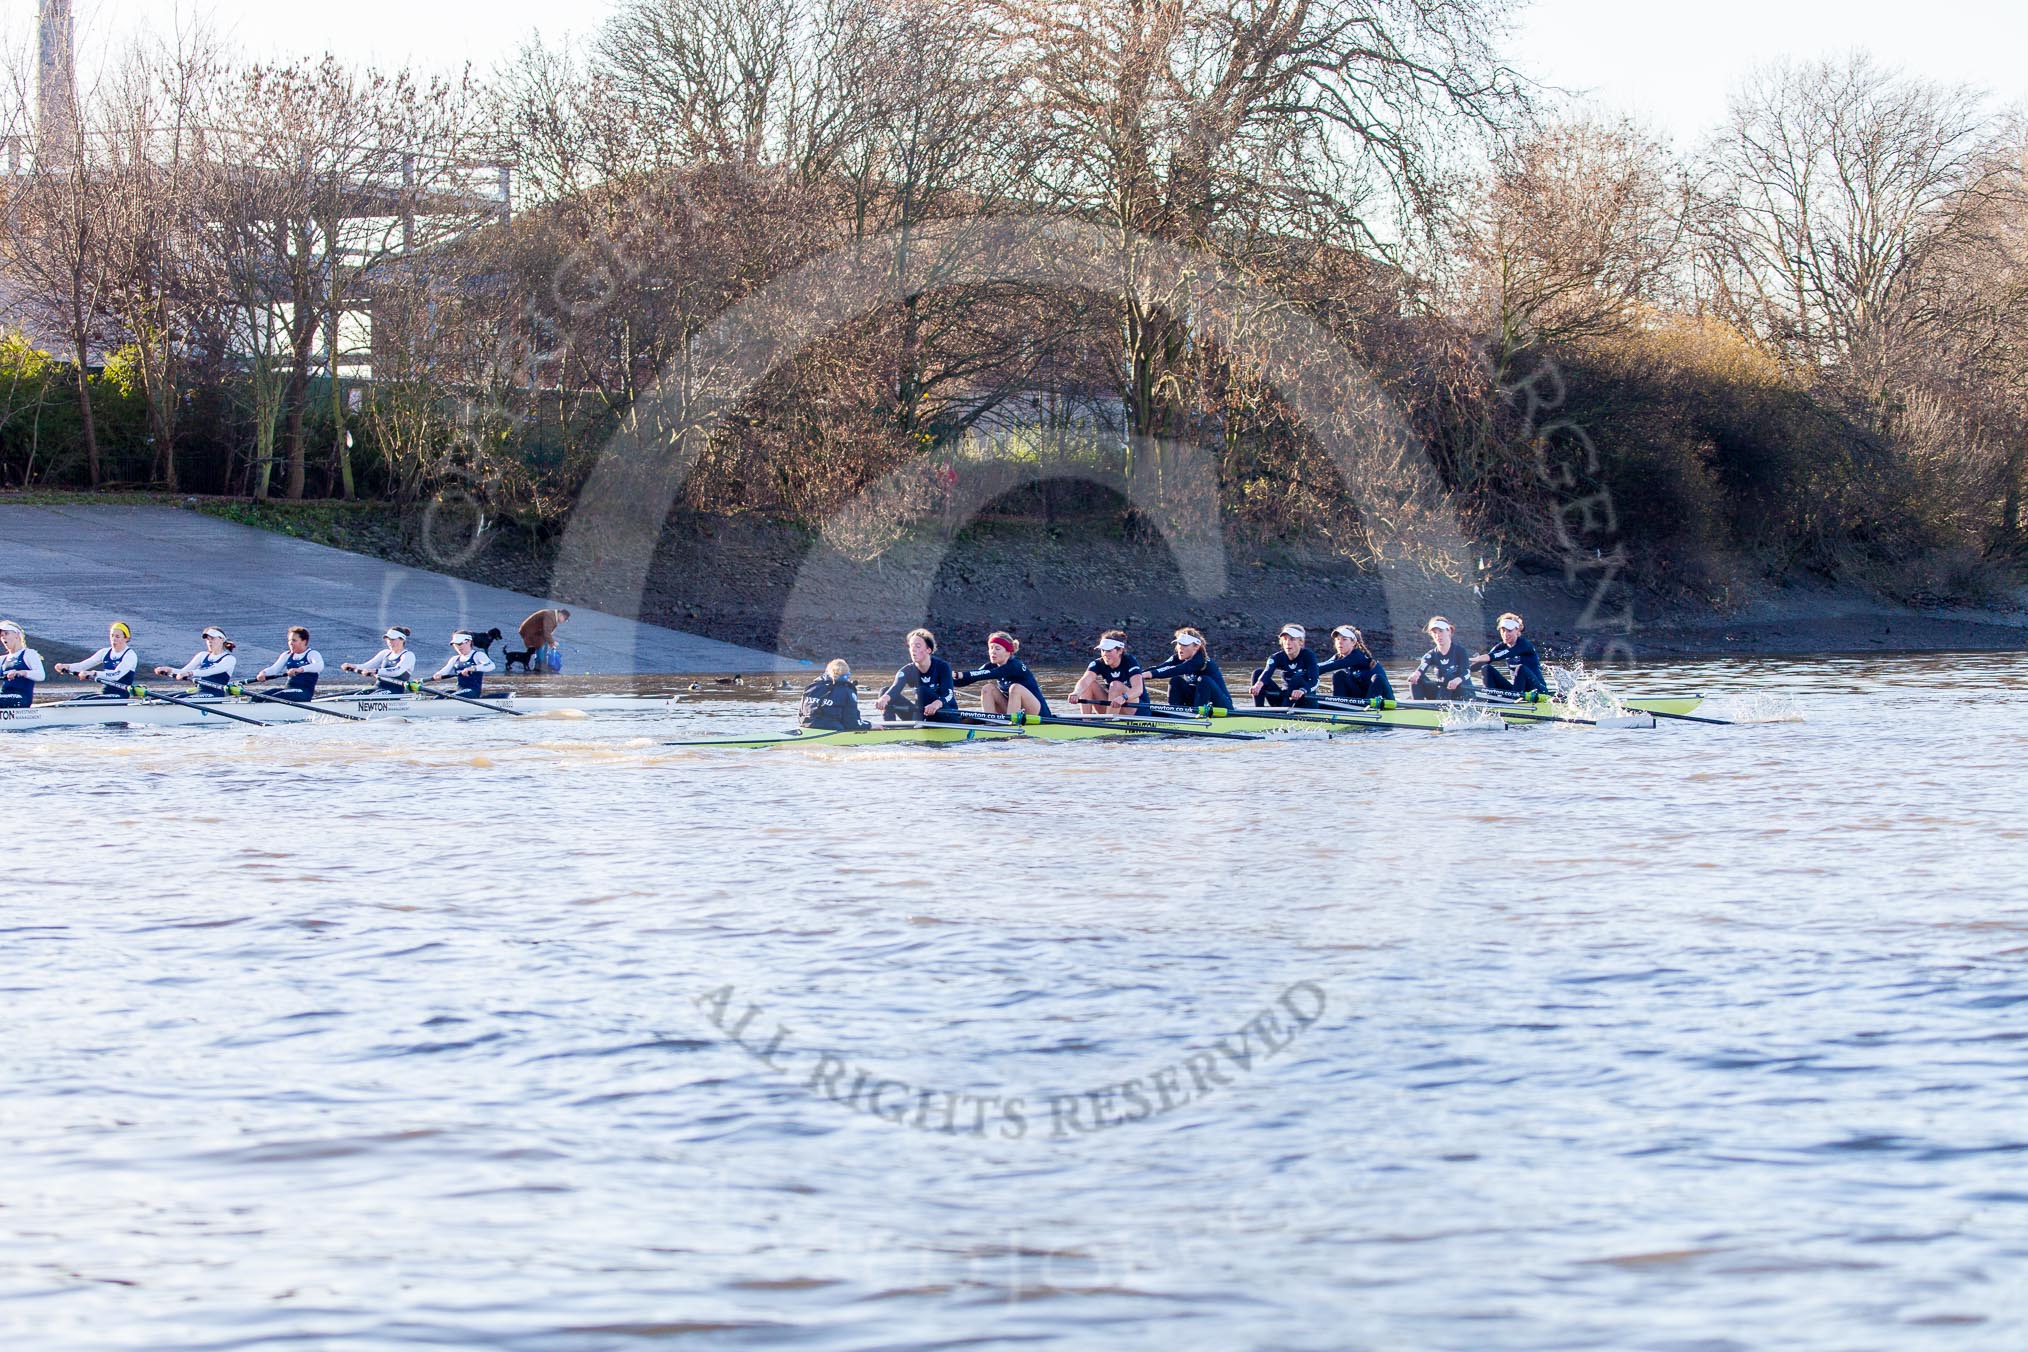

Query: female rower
left=1145, top=627, right=1233, bottom=712
left=432, top=632, right=498, bottom=697
left=800, top=659, right=871, bottom=730
left=1410, top=616, right=1474, bottom=701
left=952, top=632, right=1050, bottom=716
left=873, top=628, right=960, bottom=723
left=154, top=626, right=236, bottom=692
left=250, top=627, right=324, bottom=701
left=53, top=621, right=139, bottom=695
left=1071, top=630, right=1149, bottom=714
left=0, top=621, right=47, bottom=708
left=1315, top=624, right=1395, bottom=703
left=341, top=627, right=416, bottom=692
left=1250, top=624, right=1318, bottom=708
left=1472, top=612, right=1549, bottom=697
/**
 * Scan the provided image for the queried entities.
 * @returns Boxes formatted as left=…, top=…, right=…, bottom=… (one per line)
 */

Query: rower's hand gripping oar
left=406, top=679, right=525, bottom=716
left=191, top=676, right=368, bottom=722
left=102, top=675, right=269, bottom=727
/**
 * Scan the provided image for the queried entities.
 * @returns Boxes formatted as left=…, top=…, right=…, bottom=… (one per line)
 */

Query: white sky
left=5, top=0, right=2025, bottom=147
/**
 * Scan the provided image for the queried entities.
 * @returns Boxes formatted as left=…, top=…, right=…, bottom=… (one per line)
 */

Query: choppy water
left=7, top=654, right=2028, bottom=1351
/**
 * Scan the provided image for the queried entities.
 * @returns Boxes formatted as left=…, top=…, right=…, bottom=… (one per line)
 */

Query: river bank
left=10, top=493, right=2024, bottom=665
left=195, top=499, right=2028, bottom=665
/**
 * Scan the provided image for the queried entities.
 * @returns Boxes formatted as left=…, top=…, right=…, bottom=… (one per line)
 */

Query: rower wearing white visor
left=250, top=626, right=324, bottom=701
left=1249, top=623, right=1318, bottom=708
left=1314, top=624, right=1395, bottom=703
left=54, top=621, right=140, bottom=696
left=432, top=632, right=497, bottom=697
left=0, top=621, right=47, bottom=708
left=154, top=626, right=237, bottom=691
left=1472, top=612, right=1549, bottom=697
left=341, top=627, right=416, bottom=692
left=1070, top=630, right=1149, bottom=715
left=1145, top=627, right=1233, bottom=712
left=1410, top=616, right=1474, bottom=700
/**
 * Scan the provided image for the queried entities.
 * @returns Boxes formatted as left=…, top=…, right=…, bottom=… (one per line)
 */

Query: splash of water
left=1702, top=691, right=1807, bottom=723
left=1549, top=663, right=1627, bottom=720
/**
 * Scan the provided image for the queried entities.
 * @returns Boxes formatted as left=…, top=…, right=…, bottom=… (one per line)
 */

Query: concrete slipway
left=0, top=503, right=803, bottom=676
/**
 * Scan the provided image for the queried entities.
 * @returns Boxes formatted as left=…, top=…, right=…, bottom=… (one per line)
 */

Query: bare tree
left=1700, top=55, right=2013, bottom=396
left=1460, top=114, right=1690, bottom=355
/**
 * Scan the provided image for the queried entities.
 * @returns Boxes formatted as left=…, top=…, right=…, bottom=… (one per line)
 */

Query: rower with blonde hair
left=1145, top=627, right=1233, bottom=712
left=0, top=621, right=47, bottom=708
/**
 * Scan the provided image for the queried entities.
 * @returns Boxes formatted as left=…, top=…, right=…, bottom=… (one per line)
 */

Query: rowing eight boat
left=0, top=691, right=679, bottom=730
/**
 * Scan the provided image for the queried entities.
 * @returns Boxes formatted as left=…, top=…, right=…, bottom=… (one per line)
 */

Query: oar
left=107, top=677, right=269, bottom=727
left=1628, top=706, right=1734, bottom=726
left=983, top=710, right=1261, bottom=741
left=191, top=676, right=368, bottom=722
left=1362, top=696, right=1602, bottom=728
left=407, top=679, right=525, bottom=717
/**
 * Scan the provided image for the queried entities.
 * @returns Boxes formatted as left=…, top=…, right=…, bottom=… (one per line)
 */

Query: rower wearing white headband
left=431, top=631, right=498, bottom=697
left=341, top=627, right=416, bottom=692
left=1315, top=623, right=1395, bottom=703
left=154, top=626, right=237, bottom=691
left=1249, top=623, right=1318, bottom=709
left=53, top=621, right=139, bottom=696
left=1411, top=616, right=1474, bottom=701
left=1472, top=612, right=1549, bottom=697
left=0, top=621, right=46, bottom=708
left=1070, top=629, right=1149, bottom=715
left=1145, top=626, right=1233, bottom=712
left=250, top=626, right=324, bottom=701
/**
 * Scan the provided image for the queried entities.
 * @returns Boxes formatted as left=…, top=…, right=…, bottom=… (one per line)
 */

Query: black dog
left=502, top=647, right=536, bottom=673
left=469, top=627, right=504, bottom=655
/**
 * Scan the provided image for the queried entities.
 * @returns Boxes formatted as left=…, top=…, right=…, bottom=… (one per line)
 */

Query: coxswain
left=1472, top=612, right=1549, bottom=697
left=1070, top=630, right=1149, bottom=714
left=1315, top=624, right=1395, bottom=702
left=873, top=628, right=959, bottom=723
left=0, top=621, right=46, bottom=708
left=154, top=626, right=237, bottom=693
left=953, top=632, right=1050, bottom=716
left=1250, top=624, right=1318, bottom=708
left=249, top=627, right=324, bottom=701
left=342, top=627, right=417, bottom=692
left=1410, top=617, right=1474, bottom=701
left=800, top=659, right=871, bottom=730
left=54, top=621, right=140, bottom=695
left=432, top=632, right=498, bottom=697
left=1146, top=627, right=1233, bottom=712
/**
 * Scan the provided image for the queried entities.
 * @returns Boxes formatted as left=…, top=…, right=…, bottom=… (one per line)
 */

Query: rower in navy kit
left=250, top=627, right=324, bottom=701
left=1410, top=616, right=1474, bottom=701
left=1315, top=624, right=1395, bottom=702
left=341, top=627, right=417, bottom=692
left=1472, top=612, right=1549, bottom=697
left=0, top=620, right=46, bottom=708
left=1146, top=627, right=1233, bottom=712
left=1250, top=624, right=1319, bottom=708
left=801, top=659, right=871, bottom=730
left=1071, top=630, right=1149, bottom=714
left=432, top=632, right=498, bottom=696
left=54, top=621, right=140, bottom=696
left=953, top=632, right=1050, bottom=716
left=154, top=626, right=237, bottom=692
left=874, top=628, right=960, bottom=723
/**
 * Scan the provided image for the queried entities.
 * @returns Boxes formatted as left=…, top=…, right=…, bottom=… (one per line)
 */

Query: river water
left=6, top=653, right=2026, bottom=1351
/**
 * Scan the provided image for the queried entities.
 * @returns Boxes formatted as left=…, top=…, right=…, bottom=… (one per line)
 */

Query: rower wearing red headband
left=952, top=632, right=1050, bottom=716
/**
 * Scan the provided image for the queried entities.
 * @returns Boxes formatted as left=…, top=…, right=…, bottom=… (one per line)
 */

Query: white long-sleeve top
left=170, top=649, right=237, bottom=684
left=432, top=649, right=496, bottom=680
left=1, top=646, right=45, bottom=684
left=75, top=645, right=139, bottom=685
left=356, top=648, right=416, bottom=681
left=256, top=649, right=325, bottom=679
